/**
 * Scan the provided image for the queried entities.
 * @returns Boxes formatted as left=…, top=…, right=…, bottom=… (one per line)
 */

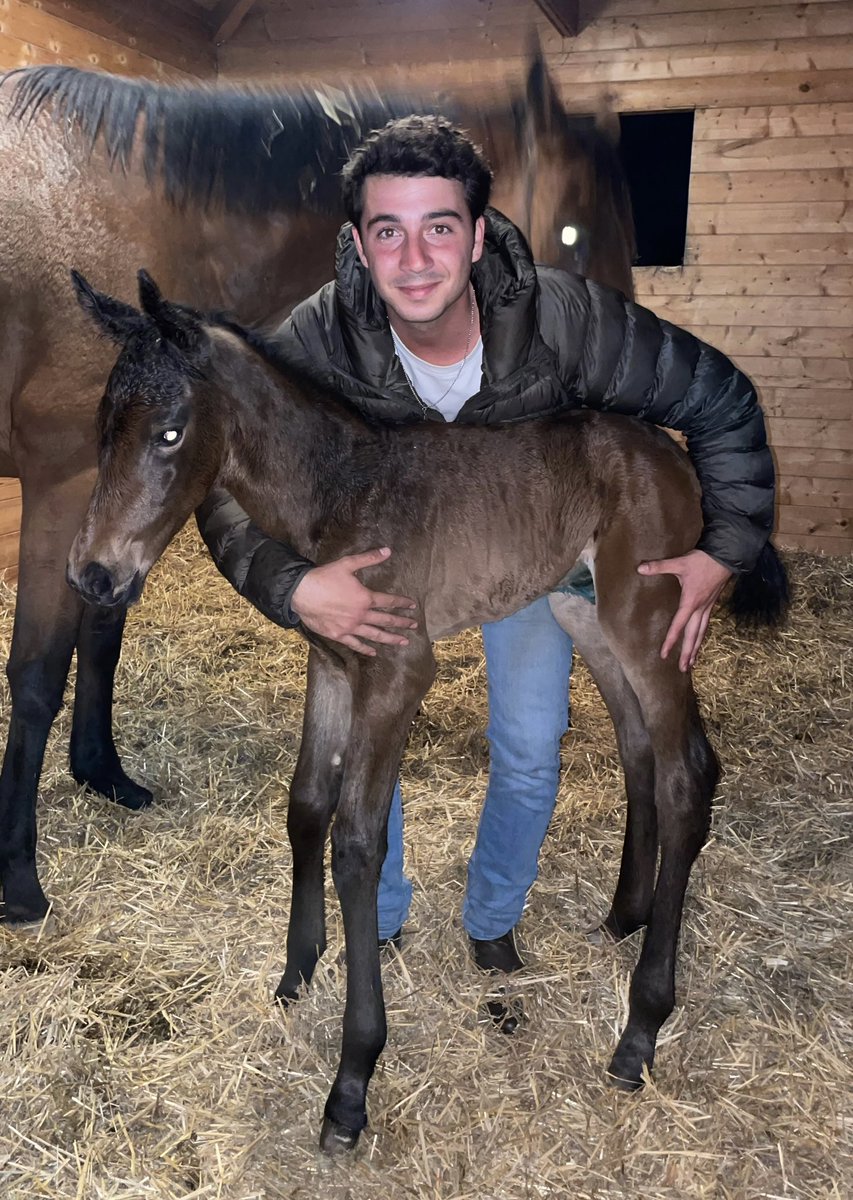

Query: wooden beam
left=532, top=0, right=579, bottom=38
left=211, top=0, right=258, bottom=45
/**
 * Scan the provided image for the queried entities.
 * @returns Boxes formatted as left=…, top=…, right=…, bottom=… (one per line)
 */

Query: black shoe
left=378, top=927, right=403, bottom=952
left=469, top=928, right=524, bottom=974
left=470, top=929, right=524, bottom=1035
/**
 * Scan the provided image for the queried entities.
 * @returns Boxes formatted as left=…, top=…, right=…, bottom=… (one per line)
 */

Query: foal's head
left=67, top=270, right=226, bottom=607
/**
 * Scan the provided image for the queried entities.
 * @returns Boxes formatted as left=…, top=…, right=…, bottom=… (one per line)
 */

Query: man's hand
left=291, top=547, right=418, bottom=656
left=637, top=549, right=732, bottom=672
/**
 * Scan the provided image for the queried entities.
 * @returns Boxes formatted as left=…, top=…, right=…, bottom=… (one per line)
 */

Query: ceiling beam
left=210, top=0, right=258, bottom=45
left=532, top=0, right=579, bottom=38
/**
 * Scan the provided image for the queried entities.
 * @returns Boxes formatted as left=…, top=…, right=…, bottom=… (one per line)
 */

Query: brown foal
left=66, top=273, right=787, bottom=1154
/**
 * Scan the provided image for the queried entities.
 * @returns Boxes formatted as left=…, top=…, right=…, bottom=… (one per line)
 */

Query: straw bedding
left=1, top=531, right=850, bottom=1199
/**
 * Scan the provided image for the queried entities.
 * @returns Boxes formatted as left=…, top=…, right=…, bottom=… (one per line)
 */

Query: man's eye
left=432, top=224, right=452, bottom=235
left=157, top=428, right=183, bottom=447
left=376, top=227, right=398, bottom=240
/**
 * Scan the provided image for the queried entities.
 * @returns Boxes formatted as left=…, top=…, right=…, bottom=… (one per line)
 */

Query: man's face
left=352, top=175, right=485, bottom=328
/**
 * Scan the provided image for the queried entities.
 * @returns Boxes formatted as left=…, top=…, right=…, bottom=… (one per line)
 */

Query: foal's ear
left=137, top=268, right=206, bottom=357
left=71, top=270, right=145, bottom=345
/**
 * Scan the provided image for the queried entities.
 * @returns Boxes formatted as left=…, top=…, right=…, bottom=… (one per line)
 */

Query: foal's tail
left=728, top=542, right=791, bottom=629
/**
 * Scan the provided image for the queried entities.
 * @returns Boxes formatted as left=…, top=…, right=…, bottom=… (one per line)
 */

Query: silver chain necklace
left=395, top=289, right=476, bottom=415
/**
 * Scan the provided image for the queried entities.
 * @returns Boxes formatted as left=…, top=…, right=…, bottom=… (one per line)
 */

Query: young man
left=198, top=116, right=774, bottom=977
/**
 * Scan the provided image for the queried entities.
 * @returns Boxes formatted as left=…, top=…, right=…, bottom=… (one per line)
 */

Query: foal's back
left=338, top=412, right=702, bottom=641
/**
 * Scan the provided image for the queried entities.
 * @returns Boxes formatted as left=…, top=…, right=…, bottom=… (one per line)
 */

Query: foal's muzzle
left=66, top=560, right=144, bottom=608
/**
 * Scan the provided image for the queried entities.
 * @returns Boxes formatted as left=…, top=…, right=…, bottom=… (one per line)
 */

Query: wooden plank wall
left=219, top=0, right=853, bottom=557
left=0, top=0, right=214, bottom=77
left=0, top=1, right=213, bottom=581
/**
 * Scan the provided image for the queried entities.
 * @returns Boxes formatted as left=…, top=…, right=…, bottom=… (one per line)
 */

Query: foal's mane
left=4, top=66, right=427, bottom=215
left=208, top=311, right=393, bottom=429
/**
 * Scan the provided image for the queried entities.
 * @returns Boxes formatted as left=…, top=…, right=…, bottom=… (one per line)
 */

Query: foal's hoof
left=73, top=765, right=153, bottom=811
left=606, top=1040, right=653, bottom=1092
left=273, top=981, right=300, bottom=1008
left=585, top=914, right=645, bottom=946
left=584, top=922, right=617, bottom=947
left=319, top=1115, right=361, bottom=1155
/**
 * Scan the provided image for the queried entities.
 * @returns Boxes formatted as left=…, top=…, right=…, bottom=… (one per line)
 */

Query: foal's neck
left=212, top=331, right=373, bottom=558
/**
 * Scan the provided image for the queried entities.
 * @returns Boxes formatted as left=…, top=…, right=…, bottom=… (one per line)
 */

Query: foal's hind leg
left=549, top=592, right=657, bottom=941
left=70, top=603, right=153, bottom=810
left=595, top=567, right=719, bottom=1089
left=276, top=647, right=352, bottom=1003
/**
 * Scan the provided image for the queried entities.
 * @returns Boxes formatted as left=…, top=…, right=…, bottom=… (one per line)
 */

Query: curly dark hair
left=341, top=114, right=493, bottom=228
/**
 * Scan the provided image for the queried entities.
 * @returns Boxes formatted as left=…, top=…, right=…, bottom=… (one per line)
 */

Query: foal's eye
left=156, top=428, right=183, bottom=447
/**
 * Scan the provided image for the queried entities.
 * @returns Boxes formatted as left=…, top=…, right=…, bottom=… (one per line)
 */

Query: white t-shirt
left=391, top=326, right=484, bottom=422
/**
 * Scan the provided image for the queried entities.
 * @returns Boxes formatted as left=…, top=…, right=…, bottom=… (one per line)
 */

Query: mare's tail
left=727, top=542, right=791, bottom=629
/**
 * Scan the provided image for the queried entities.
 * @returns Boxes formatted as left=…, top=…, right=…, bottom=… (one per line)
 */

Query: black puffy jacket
left=197, top=210, right=775, bottom=626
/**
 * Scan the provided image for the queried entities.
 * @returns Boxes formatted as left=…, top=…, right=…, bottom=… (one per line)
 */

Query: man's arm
left=542, top=272, right=776, bottom=665
left=196, top=490, right=417, bottom=655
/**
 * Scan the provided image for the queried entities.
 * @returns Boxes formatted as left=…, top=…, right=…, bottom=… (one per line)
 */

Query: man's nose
left=400, top=234, right=431, bottom=272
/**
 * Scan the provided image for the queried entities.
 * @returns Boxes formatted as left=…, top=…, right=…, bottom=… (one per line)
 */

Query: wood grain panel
left=695, top=102, right=853, bottom=139
left=634, top=264, right=853, bottom=297
left=688, top=168, right=851, bottom=203
left=688, top=202, right=853, bottom=236
left=685, top=234, right=853, bottom=264
left=631, top=294, right=853, bottom=329
left=692, top=136, right=853, bottom=172
left=778, top=476, right=853, bottom=508
left=768, top=418, right=853, bottom=448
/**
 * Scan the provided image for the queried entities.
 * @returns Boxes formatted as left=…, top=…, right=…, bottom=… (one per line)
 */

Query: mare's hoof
left=73, top=766, right=153, bottom=811
left=1, top=875, right=50, bottom=926
left=484, top=995, right=522, bottom=1035
left=319, top=1115, right=361, bottom=1155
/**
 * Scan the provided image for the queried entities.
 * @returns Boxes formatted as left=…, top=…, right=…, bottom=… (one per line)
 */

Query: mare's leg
left=276, top=647, right=352, bottom=1002
left=321, top=645, right=435, bottom=1154
left=70, top=603, right=153, bottom=810
left=594, top=556, right=719, bottom=1088
left=549, top=592, right=657, bottom=940
left=0, top=476, right=87, bottom=920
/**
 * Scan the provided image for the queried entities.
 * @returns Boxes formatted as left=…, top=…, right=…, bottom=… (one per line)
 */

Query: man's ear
left=472, top=215, right=486, bottom=264
left=351, top=225, right=369, bottom=270
left=71, top=270, right=146, bottom=344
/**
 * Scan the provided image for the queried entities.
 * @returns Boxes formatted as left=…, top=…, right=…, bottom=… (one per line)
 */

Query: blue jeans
left=377, top=595, right=573, bottom=941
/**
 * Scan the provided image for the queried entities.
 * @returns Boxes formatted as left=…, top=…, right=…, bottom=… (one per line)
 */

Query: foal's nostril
left=80, top=561, right=115, bottom=600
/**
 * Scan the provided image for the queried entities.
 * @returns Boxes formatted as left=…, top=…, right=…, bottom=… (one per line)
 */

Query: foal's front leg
left=320, top=647, right=435, bottom=1154
left=276, top=647, right=352, bottom=1002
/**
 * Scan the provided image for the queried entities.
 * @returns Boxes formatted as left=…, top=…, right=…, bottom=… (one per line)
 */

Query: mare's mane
left=3, top=65, right=629, bottom=232
left=4, top=66, right=428, bottom=215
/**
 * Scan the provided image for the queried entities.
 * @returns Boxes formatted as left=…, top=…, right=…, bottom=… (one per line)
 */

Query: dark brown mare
left=67, top=272, right=787, bottom=1153
left=0, top=57, right=636, bottom=924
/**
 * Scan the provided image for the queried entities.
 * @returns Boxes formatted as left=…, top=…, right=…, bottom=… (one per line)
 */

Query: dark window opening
left=618, top=111, right=695, bottom=267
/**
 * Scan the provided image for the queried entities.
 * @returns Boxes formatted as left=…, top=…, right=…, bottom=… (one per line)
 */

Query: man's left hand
left=637, top=549, right=733, bottom=672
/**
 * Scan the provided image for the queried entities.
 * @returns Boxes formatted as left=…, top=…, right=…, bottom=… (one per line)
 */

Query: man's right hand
left=290, top=547, right=418, bottom=656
